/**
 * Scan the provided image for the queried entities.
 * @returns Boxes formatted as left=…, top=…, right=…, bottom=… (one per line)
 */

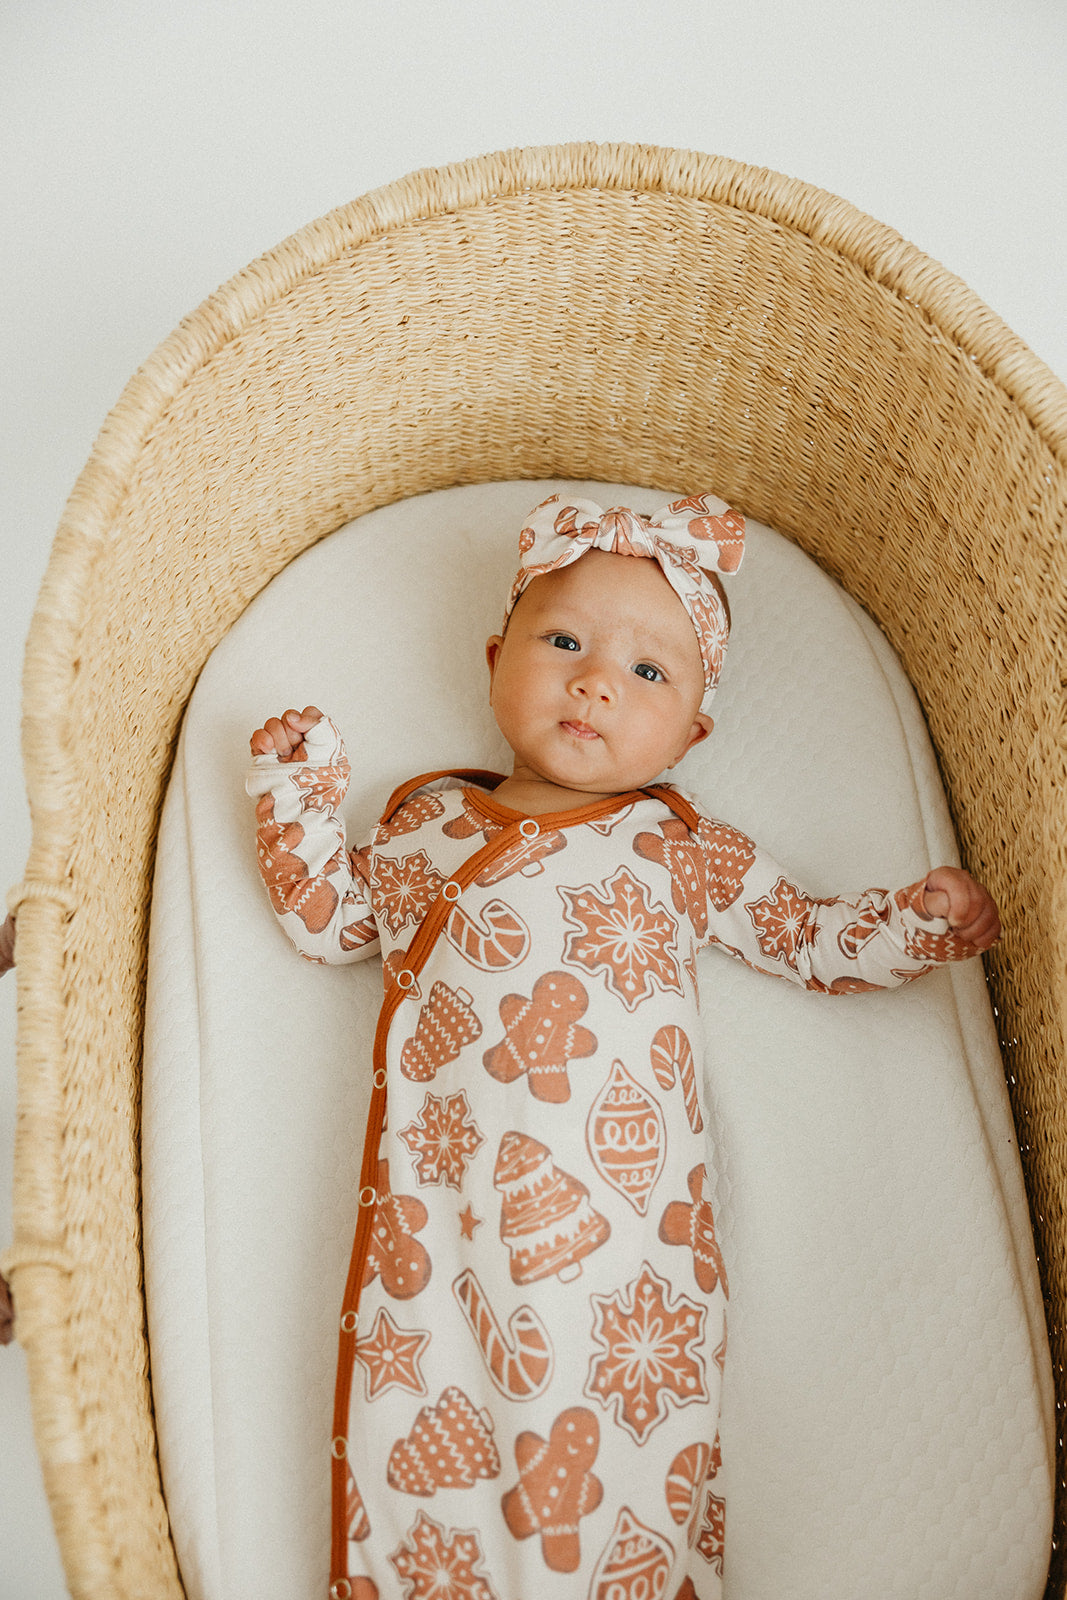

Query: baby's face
left=486, top=550, right=712, bottom=800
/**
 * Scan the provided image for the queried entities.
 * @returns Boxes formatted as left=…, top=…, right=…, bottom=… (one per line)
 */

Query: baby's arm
left=246, top=707, right=380, bottom=964
left=675, top=815, right=998, bottom=992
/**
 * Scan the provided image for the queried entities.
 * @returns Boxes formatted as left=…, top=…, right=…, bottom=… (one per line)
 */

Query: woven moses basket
left=6, top=142, right=1067, bottom=1600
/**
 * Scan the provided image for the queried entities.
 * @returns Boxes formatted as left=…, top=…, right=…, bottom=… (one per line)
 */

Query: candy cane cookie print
left=444, top=898, right=531, bottom=972
left=665, top=1442, right=712, bottom=1543
left=452, top=1269, right=554, bottom=1400
left=650, top=1024, right=703, bottom=1133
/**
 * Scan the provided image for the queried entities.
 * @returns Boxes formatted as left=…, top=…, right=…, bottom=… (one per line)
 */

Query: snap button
left=331, top=1436, right=348, bottom=1460
left=330, top=1580, right=352, bottom=1600
left=442, top=880, right=461, bottom=901
left=519, top=818, right=540, bottom=838
left=396, top=969, right=416, bottom=989
left=340, top=1310, right=358, bottom=1333
left=359, top=1186, right=377, bottom=1207
left=373, top=1067, right=387, bottom=1089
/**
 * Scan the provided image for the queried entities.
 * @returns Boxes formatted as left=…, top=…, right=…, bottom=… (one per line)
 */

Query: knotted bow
left=505, top=492, right=746, bottom=712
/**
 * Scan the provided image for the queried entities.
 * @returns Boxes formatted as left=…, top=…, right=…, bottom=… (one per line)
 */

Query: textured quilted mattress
left=143, top=481, right=1054, bottom=1600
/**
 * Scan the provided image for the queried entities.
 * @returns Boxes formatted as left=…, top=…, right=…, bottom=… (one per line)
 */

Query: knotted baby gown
left=248, top=718, right=971, bottom=1600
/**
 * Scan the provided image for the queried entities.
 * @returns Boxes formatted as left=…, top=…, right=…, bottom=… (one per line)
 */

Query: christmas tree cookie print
left=493, top=1132, right=610, bottom=1283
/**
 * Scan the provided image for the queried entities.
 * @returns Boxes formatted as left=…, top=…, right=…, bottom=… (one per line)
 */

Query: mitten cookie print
left=387, top=1387, right=500, bottom=1496
left=400, top=982, right=482, bottom=1081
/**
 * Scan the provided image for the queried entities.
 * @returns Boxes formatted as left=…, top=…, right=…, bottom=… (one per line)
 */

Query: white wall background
left=2, top=2, right=1065, bottom=1593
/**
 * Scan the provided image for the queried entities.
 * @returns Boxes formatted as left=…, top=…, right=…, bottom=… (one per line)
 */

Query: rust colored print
left=346, top=1464, right=371, bottom=1540
left=559, top=867, right=682, bottom=1012
left=500, top=1406, right=603, bottom=1573
left=383, top=947, right=420, bottom=999
left=483, top=971, right=597, bottom=1103
left=372, top=849, right=446, bottom=937
left=289, top=761, right=350, bottom=812
left=633, top=816, right=756, bottom=935
left=658, top=1166, right=727, bottom=1297
left=387, top=1386, right=500, bottom=1497
left=747, top=877, right=820, bottom=970
left=376, top=792, right=446, bottom=842
left=442, top=796, right=504, bottom=843
left=474, top=828, right=566, bottom=886
left=665, top=1443, right=712, bottom=1537
left=836, top=889, right=891, bottom=958
left=586, top=1060, right=666, bottom=1215
left=588, top=1506, right=675, bottom=1600
left=389, top=1512, right=500, bottom=1600
left=586, top=1262, right=709, bottom=1445
left=353, top=1307, right=430, bottom=1402
left=399, top=1090, right=484, bottom=1190
left=451, top=1268, right=554, bottom=1401
left=494, top=1132, right=610, bottom=1284
left=255, top=794, right=339, bottom=931
left=400, top=982, right=482, bottom=1082
left=445, top=898, right=531, bottom=972
left=695, top=1491, right=725, bottom=1574
left=649, top=1025, right=703, bottom=1133
left=361, top=1160, right=432, bottom=1301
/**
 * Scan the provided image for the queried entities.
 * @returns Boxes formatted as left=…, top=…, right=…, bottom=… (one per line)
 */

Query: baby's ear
left=486, top=635, right=504, bottom=679
left=669, top=714, right=713, bottom=768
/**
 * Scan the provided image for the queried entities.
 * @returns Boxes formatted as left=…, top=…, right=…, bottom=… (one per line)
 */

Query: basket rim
left=75, top=138, right=1067, bottom=478
left=22, top=138, right=1067, bottom=834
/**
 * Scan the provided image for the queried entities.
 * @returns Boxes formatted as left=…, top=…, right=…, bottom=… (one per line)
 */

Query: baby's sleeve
left=635, top=811, right=975, bottom=993
left=245, top=716, right=380, bottom=965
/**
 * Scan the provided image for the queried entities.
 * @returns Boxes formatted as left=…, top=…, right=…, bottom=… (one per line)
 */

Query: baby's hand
left=250, top=706, right=324, bottom=762
left=922, top=867, right=1001, bottom=950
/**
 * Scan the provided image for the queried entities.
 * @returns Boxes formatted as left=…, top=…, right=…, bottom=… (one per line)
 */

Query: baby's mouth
left=560, top=720, right=600, bottom=741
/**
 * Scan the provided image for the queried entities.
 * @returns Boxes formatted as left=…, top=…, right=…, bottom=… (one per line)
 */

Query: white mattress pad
left=143, top=481, right=1053, bottom=1600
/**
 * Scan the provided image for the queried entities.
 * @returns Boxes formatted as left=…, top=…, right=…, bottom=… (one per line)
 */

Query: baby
left=248, top=493, right=998, bottom=1600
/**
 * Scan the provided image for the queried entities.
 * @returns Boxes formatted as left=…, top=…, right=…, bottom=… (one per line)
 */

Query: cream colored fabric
left=143, top=481, right=1053, bottom=1600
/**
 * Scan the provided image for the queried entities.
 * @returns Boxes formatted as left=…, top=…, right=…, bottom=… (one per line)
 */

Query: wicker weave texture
left=8, top=142, right=1066, bottom=1599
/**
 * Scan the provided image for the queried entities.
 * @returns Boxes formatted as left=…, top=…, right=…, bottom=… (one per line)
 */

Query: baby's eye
left=547, top=633, right=580, bottom=651
left=633, top=662, right=664, bottom=682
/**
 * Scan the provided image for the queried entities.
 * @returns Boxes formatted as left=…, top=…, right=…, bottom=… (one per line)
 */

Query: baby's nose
left=570, top=660, right=615, bottom=702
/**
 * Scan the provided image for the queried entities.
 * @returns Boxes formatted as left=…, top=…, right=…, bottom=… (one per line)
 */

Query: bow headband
left=505, top=492, right=746, bottom=713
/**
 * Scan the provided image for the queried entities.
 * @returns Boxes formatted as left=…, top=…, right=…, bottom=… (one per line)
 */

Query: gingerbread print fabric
left=247, top=719, right=970, bottom=1599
